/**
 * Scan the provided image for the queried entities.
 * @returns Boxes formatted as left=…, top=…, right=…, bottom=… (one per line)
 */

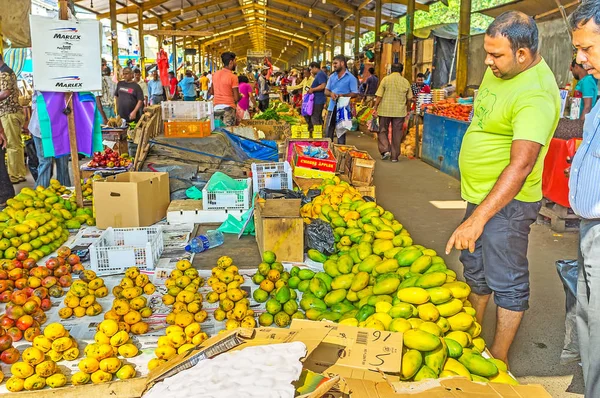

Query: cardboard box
left=294, top=144, right=337, bottom=173
left=239, top=119, right=292, bottom=140
left=94, top=172, right=170, bottom=229
left=254, top=198, right=304, bottom=262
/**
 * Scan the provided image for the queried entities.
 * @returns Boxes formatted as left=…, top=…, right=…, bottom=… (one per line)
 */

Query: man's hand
left=372, top=108, right=378, bottom=118
left=331, top=92, right=339, bottom=101
left=0, top=131, right=7, bottom=149
left=129, top=111, right=137, bottom=121
left=445, top=216, right=485, bottom=254
left=308, top=88, right=314, bottom=94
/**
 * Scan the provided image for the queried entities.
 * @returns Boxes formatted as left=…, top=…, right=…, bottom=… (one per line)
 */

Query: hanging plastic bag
left=301, top=94, right=314, bottom=116
left=369, top=115, right=379, bottom=132
left=556, top=259, right=580, bottom=364
left=335, top=97, right=353, bottom=139
left=305, top=219, right=335, bottom=255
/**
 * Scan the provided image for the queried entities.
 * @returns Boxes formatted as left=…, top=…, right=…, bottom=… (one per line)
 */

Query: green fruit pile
left=0, top=182, right=92, bottom=261
left=250, top=179, right=519, bottom=385
left=251, top=251, right=306, bottom=327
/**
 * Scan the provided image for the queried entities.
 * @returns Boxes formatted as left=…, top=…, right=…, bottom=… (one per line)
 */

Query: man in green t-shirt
left=445, top=11, right=560, bottom=367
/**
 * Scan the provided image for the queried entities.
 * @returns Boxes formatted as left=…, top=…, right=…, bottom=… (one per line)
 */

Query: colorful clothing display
left=36, top=92, right=103, bottom=158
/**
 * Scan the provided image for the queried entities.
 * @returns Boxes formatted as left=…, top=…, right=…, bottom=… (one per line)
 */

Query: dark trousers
left=309, top=103, right=325, bottom=133
left=258, top=99, right=269, bottom=112
left=0, top=147, right=15, bottom=204
left=326, top=106, right=346, bottom=145
left=378, top=116, right=405, bottom=160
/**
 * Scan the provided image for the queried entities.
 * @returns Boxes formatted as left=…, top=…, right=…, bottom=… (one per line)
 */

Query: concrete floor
left=347, top=131, right=584, bottom=397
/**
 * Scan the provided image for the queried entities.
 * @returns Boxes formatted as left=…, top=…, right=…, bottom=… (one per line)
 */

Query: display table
left=542, top=137, right=581, bottom=208
left=421, top=113, right=470, bottom=179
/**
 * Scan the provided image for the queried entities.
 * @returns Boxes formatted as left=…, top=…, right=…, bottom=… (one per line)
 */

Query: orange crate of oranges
left=163, top=120, right=211, bottom=138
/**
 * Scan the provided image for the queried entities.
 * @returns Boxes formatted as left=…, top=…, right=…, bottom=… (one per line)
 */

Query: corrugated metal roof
left=478, top=0, right=579, bottom=23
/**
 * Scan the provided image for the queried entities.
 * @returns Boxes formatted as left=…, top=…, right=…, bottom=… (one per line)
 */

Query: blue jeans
left=577, top=219, right=600, bottom=398
left=32, top=135, right=71, bottom=188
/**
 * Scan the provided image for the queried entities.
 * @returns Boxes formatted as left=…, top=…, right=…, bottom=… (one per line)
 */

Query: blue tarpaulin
left=217, top=129, right=279, bottom=162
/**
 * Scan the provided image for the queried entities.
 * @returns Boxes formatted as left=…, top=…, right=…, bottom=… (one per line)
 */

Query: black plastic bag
left=305, top=219, right=335, bottom=255
left=556, top=259, right=579, bottom=364
left=258, top=188, right=303, bottom=200
left=301, top=189, right=322, bottom=206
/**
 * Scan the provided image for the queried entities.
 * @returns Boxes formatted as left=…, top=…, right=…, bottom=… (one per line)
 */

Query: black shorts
left=460, top=199, right=541, bottom=311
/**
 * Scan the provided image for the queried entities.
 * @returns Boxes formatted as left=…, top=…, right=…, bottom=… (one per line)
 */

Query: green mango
left=309, top=278, right=328, bottom=299
left=323, top=260, right=341, bottom=278
left=298, top=269, right=316, bottom=280
left=299, top=296, right=327, bottom=311
left=337, top=254, right=354, bottom=274
left=372, top=278, right=401, bottom=295
left=351, top=272, right=370, bottom=292
left=307, top=249, right=327, bottom=263
left=324, top=289, right=347, bottom=307
left=355, top=304, right=376, bottom=322
left=314, top=272, right=333, bottom=291
left=274, top=285, right=291, bottom=304
left=331, top=274, right=354, bottom=290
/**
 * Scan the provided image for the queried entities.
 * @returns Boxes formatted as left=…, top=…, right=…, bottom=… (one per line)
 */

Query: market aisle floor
left=347, top=131, right=584, bottom=398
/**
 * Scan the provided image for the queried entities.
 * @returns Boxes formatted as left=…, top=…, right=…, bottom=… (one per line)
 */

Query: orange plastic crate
left=163, top=120, right=211, bottom=138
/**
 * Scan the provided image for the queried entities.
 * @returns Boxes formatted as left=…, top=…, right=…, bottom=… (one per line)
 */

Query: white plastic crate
left=251, top=162, right=293, bottom=193
left=161, top=100, right=214, bottom=121
left=89, top=227, right=164, bottom=276
left=202, top=178, right=251, bottom=211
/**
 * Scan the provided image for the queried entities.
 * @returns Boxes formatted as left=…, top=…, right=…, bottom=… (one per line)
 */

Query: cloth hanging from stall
left=4, top=48, right=27, bottom=77
left=157, top=49, right=170, bottom=87
left=36, top=92, right=103, bottom=158
left=431, top=36, right=457, bottom=89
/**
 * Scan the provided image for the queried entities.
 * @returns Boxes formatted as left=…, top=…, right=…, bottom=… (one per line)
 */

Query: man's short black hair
left=133, top=68, right=141, bottom=74
left=238, top=75, right=249, bottom=83
left=368, top=67, right=375, bottom=74
left=416, top=72, right=425, bottom=78
left=570, top=0, right=600, bottom=31
left=309, top=61, right=320, bottom=69
left=203, top=72, right=208, bottom=76
left=333, top=54, right=347, bottom=64
left=390, top=63, right=404, bottom=74
left=486, top=11, right=539, bottom=54
left=221, top=52, right=236, bottom=66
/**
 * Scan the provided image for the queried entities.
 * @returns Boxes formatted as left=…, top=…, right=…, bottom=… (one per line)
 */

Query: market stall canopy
left=478, top=0, right=579, bottom=22
left=0, top=0, right=32, bottom=48
left=73, top=0, right=439, bottom=63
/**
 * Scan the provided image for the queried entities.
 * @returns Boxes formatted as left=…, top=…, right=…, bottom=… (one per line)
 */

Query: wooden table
left=191, top=225, right=262, bottom=270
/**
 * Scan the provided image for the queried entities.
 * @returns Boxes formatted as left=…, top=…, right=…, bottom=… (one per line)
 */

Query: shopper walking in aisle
left=133, top=68, right=149, bottom=107
left=209, top=52, right=240, bottom=127
left=29, top=92, right=70, bottom=188
left=199, top=72, right=210, bottom=100
left=307, top=62, right=328, bottom=133
left=237, top=75, right=256, bottom=121
left=569, top=3, right=600, bottom=397
left=114, top=67, right=145, bottom=123
left=0, top=54, right=26, bottom=183
left=168, top=71, right=178, bottom=99
left=257, top=67, right=270, bottom=112
left=0, top=129, right=13, bottom=206
left=363, top=67, right=379, bottom=106
left=444, top=11, right=560, bottom=367
left=571, top=59, right=598, bottom=119
left=372, top=63, right=412, bottom=162
left=148, top=71, right=165, bottom=105
left=179, top=70, right=199, bottom=101
left=99, top=65, right=116, bottom=120
left=324, top=55, right=359, bottom=145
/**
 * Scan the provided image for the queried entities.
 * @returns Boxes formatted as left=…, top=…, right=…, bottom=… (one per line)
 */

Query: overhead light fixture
left=308, top=9, right=312, bottom=17
left=180, top=0, right=184, bottom=16
left=300, top=22, right=304, bottom=28
left=322, top=0, right=326, bottom=3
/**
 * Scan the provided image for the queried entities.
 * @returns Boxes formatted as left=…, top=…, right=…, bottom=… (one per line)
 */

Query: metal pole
left=456, top=0, right=471, bottom=97
left=330, top=29, right=335, bottom=58
left=340, top=20, right=346, bottom=56
left=171, top=24, right=177, bottom=75
left=405, top=0, right=415, bottom=82
left=374, top=0, right=382, bottom=77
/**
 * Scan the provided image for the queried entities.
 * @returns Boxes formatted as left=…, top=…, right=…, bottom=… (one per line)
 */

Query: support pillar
left=340, top=20, right=346, bottom=56
left=354, top=11, right=360, bottom=59
left=330, top=29, right=335, bottom=58
left=405, top=0, right=415, bottom=82
left=456, top=0, right=471, bottom=96
left=171, top=24, right=177, bottom=75
left=109, top=0, right=119, bottom=76
left=137, top=7, right=146, bottom=78
left=374, top=0, right=382, bottom=77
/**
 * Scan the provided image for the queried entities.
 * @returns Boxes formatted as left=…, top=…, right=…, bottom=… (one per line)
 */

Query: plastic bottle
left=185, top=230, right=224, bottom=253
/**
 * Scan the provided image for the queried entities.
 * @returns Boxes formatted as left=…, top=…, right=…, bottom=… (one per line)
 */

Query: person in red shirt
left=280, top=72, right=290, bottom=103
left=168, top=71, right=179, bottom=99
left=411, top=72, right=431, bottom=96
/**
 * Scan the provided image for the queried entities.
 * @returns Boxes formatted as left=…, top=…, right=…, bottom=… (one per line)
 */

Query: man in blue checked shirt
left=570, top=3, right=600, bottom=397
left=324, top=55, right=359, bottom=145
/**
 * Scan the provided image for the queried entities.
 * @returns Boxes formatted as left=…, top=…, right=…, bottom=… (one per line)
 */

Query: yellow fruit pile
left=59, top=270, right=106, bottom=319
left=73, top=319, right=137, bottom=385
left=206, top=256, right=256, bottom=330
left=104, top=267, right=156, bottom=335
left=80, top=175, right=103, bottom=202
left=299, top=177, right=365, bottom=225
left=6, top=323, right=76, bottom=392
left=147, top=260, right=209, bottom=371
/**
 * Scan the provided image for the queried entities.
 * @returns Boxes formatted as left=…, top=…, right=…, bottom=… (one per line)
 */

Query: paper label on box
left=107, top=249, right=136, bottom=268
left=123, top=229, right=149, bottom=246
